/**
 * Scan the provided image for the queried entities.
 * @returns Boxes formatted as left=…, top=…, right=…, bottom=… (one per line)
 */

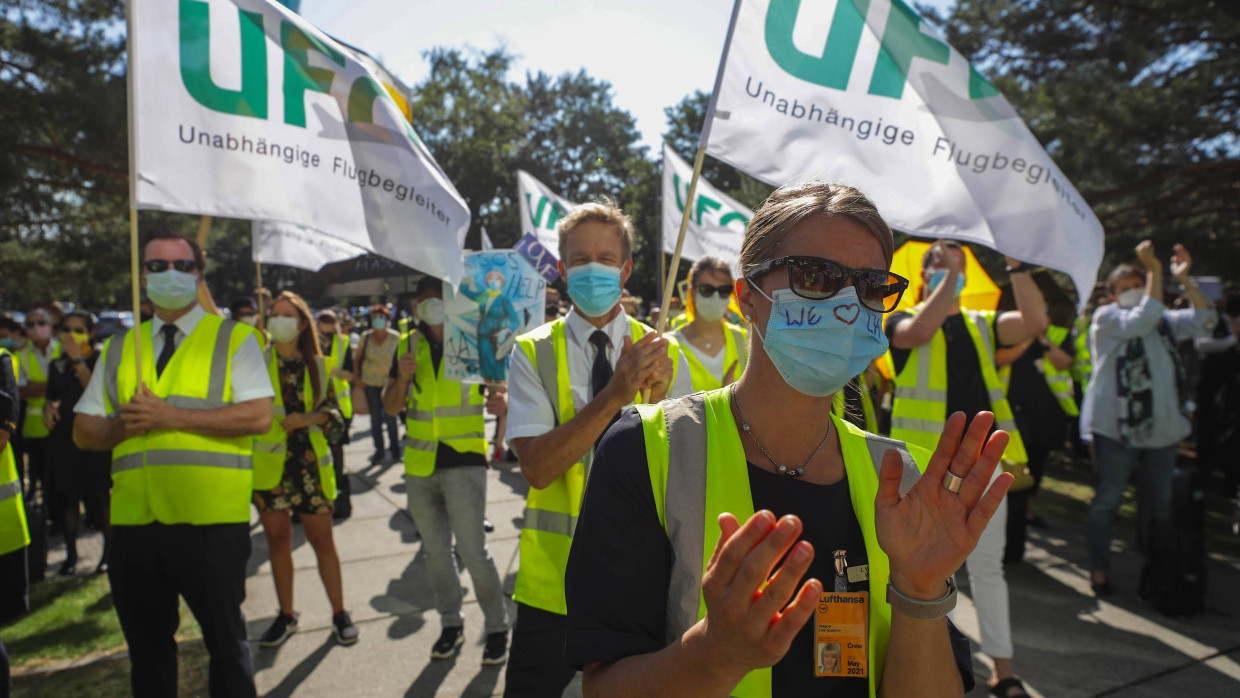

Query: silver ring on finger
left=942, top=471, right=965, bottom=494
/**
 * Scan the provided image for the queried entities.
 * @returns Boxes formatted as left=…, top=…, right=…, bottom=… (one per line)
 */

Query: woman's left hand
left=281, top=413, right=310, bottom=432
left=874, top=411, right=1013, bottom=598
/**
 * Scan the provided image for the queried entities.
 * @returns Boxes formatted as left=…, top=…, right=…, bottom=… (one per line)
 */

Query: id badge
left=814, top=591, right=868, bottom=678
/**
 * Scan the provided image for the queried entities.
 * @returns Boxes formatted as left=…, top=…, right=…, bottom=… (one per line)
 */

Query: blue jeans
left=405, top=467, right=509, bottom=634
left=363, top=386, right=399, bottom=455
left=1086, top=434, right=1177, bottom=573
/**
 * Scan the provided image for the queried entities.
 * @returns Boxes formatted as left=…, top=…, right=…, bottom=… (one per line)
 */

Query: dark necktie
left=588, top=330, right=613, bottom=400
left=155, top=323, right=179, bottom=378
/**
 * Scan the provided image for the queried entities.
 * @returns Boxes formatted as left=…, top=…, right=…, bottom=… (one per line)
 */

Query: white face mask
left=238, top=315, right=259, bottom=327
left=416, top=298, right=445, bottom=326
left=268, top=316, right=300, bottom=343
left=694, top=293, right=729, bottom=323
left=1116, top=288, right=1144, bottom=309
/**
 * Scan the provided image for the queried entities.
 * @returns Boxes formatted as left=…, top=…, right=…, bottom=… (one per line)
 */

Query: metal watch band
left=885, top=577, right=957, bottom=620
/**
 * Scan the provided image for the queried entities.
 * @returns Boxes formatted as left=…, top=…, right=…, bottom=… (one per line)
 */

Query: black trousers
left=1005, top=438, right=1051, bottom=563
left=109, top=523, right=255, bottom=698
left=503, top=602, right=576, bottom=698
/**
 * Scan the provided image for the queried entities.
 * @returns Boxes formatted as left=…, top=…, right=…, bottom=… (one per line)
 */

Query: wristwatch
left=886, top=577, right=957, bottom=620
left=71, top=358, right=87, bottom=366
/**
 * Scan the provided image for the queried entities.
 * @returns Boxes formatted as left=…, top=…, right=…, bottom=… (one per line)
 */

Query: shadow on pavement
left=371, top=557, right=434, bottom=640
left=404, top=655, right=456, bottom=697
left=261, top=637, right=337, bottom=698
left=460, top=664, right=504, bottom=698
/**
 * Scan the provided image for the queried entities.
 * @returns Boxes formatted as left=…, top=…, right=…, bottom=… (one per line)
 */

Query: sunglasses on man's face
left=745, top=256, right=909, bottom=313
left=26, top=320, right=49, bottom=328
left=144, top=259, right=198, bottom=273
left=694, top=283, right=734, bottom=299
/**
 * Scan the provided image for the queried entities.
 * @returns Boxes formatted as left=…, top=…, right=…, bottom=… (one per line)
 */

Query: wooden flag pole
left=125, top=0, right=142, bottom=387
left=194, top=215, right=223, bottom=316
left=655, top=0, right=741, bottom=335
left=656, top=145, right=707, bottom=335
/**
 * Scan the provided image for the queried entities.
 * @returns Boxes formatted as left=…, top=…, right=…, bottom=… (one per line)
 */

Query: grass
left=11, top=640, right=210, bottom=698
left=1, top=573, right=201, bottom=671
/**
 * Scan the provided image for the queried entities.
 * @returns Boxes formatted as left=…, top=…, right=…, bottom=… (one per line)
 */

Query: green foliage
left=924, top=0, right=1240, bottom=285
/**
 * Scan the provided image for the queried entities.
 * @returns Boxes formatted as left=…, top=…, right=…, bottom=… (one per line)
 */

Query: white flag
left=705, top=0, right=1103, bottom=300
left=251, top=220, right=367, bottom=271
left=661, top=142, right=751, bottom=273
left=131, top=0, right=469, bottom=282
left=481, top=226, right=494, bottom=251
left=516, top=170, right=577, bottom=259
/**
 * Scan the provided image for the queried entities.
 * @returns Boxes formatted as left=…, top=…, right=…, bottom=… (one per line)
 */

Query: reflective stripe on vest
left=399, top=332, right=486, bottom=478
left=252, top=350, right=335, bottom=497
left=890, top=308, right=1028, bottom=463
left=0, top=436, right=30, bottom=555
left=18, top=340, right=62, bottom=438
left=511, top=315, right=684, bottom=615
left=1042, top=326, right=1080, bottom=417
left=638, top=389, right=926, bottom=698
left=102, top=317, right=257, bottom=525
left=327, top=333, right=354, bottom=419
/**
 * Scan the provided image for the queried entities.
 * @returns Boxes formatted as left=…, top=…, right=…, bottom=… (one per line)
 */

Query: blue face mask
left=567, top=262, right=623, bottom=318
left=145, top=269, right=199, bottom=310
left=927, top=269, right=966, bottom=297
left=0, top=338, right=14, bottom=350
left=750, top=284, right=890, bottom=397
left=487, top=278, right=503, bottom=292
left=371, top=317, right=387, bottom=330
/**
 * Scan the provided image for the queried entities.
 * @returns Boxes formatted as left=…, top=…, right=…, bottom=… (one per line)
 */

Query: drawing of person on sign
left=461, top=268, right=521, bottom=382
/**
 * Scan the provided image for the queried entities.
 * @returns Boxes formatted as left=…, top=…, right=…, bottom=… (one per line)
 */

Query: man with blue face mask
left=504, top=198, right=693, bottom=696
left=73, top=227, right=274, bottom=698
left=886, top=239, right=1048, bottom=698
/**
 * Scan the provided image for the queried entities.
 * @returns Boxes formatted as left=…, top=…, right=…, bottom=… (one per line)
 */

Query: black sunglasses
left=694, top=283, right=734, bottom=299
left=745, top=256, right=909, bottom=313
left=144, top=259, right=198, bottom=273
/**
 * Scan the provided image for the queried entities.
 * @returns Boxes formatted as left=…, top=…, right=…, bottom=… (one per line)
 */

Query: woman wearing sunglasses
left=565, top=181, right=1013, bottom=697
left=671, top=257, right=749, bottom=391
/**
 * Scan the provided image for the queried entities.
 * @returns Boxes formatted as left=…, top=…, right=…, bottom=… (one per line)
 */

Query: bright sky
left=301, top=0, right=956, bottom=152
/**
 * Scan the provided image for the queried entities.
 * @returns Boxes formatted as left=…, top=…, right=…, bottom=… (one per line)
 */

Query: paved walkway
left=38, top=413, right=1240, bottom=696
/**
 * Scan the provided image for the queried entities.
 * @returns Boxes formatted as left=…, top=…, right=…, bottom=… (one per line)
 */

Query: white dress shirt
left=76, top=304, right=273, bottom=417
left=506, top=307, right=694, bottom=441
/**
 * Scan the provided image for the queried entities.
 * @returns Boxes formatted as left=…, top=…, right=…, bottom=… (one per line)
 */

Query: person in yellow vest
left=252, top=292, right=358, bottom=648
left=505, top=198, right=693, bottom=696
left=17, top=307, right=61, bottom=535
left=1, top=346, right=31, bottom=696
left=73, top=227, right=274, bottom=698
left=995, top=324, right=1077, bottom=563
left=670, top=256, right=749, bottom=391
left=381, top=275, right=511, bottom=665
left=564, top=181, right=1012, bottom=697
left=316, top=308, right=356, bottom=520
left=885, top=240, right=1048, bottom=698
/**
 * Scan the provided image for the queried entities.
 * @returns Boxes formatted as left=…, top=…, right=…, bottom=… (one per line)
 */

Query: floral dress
left=252, top=357, right=346, bottom=515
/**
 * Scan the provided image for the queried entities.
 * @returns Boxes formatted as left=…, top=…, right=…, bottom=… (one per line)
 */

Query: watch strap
left=885, top=577, right=957, bottom=620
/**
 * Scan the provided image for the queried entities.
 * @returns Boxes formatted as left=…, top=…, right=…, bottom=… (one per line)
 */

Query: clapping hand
left=875, top=411, right=1013, bottom=598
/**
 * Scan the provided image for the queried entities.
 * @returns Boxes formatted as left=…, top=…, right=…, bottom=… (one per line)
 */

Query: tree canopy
left=2, top=2, right=1236, bottom=312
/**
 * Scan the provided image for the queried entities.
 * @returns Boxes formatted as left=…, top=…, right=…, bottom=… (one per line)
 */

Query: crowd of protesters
left=1, top=185, right=1238, bottom=698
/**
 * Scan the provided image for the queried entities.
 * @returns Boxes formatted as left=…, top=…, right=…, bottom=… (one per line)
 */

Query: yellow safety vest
left=679, top=322, right=748, bottom=392
left=512, top=316, right=683, bottom=615
left=889, top=308, right=1028, bottom=463
left=101, top=317, right=259, bottom=526
left=18, top=340, right=62, bottom=438
left=397, top=331, right=487, bottom=477
left=324, top=333, right=353, bottom=419
left=1071, top=314, right=1093, bottom=390
left=637, top=389, right=930, bottom=698
left=0, top=349, right=30, bottom=556
left=252, top=350, right=335, bottom=497
left=998, top=325, right=1079, bottom=418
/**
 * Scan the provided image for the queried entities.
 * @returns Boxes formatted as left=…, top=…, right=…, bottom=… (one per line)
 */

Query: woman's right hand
left=692, top=511, right=821, bottom=682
